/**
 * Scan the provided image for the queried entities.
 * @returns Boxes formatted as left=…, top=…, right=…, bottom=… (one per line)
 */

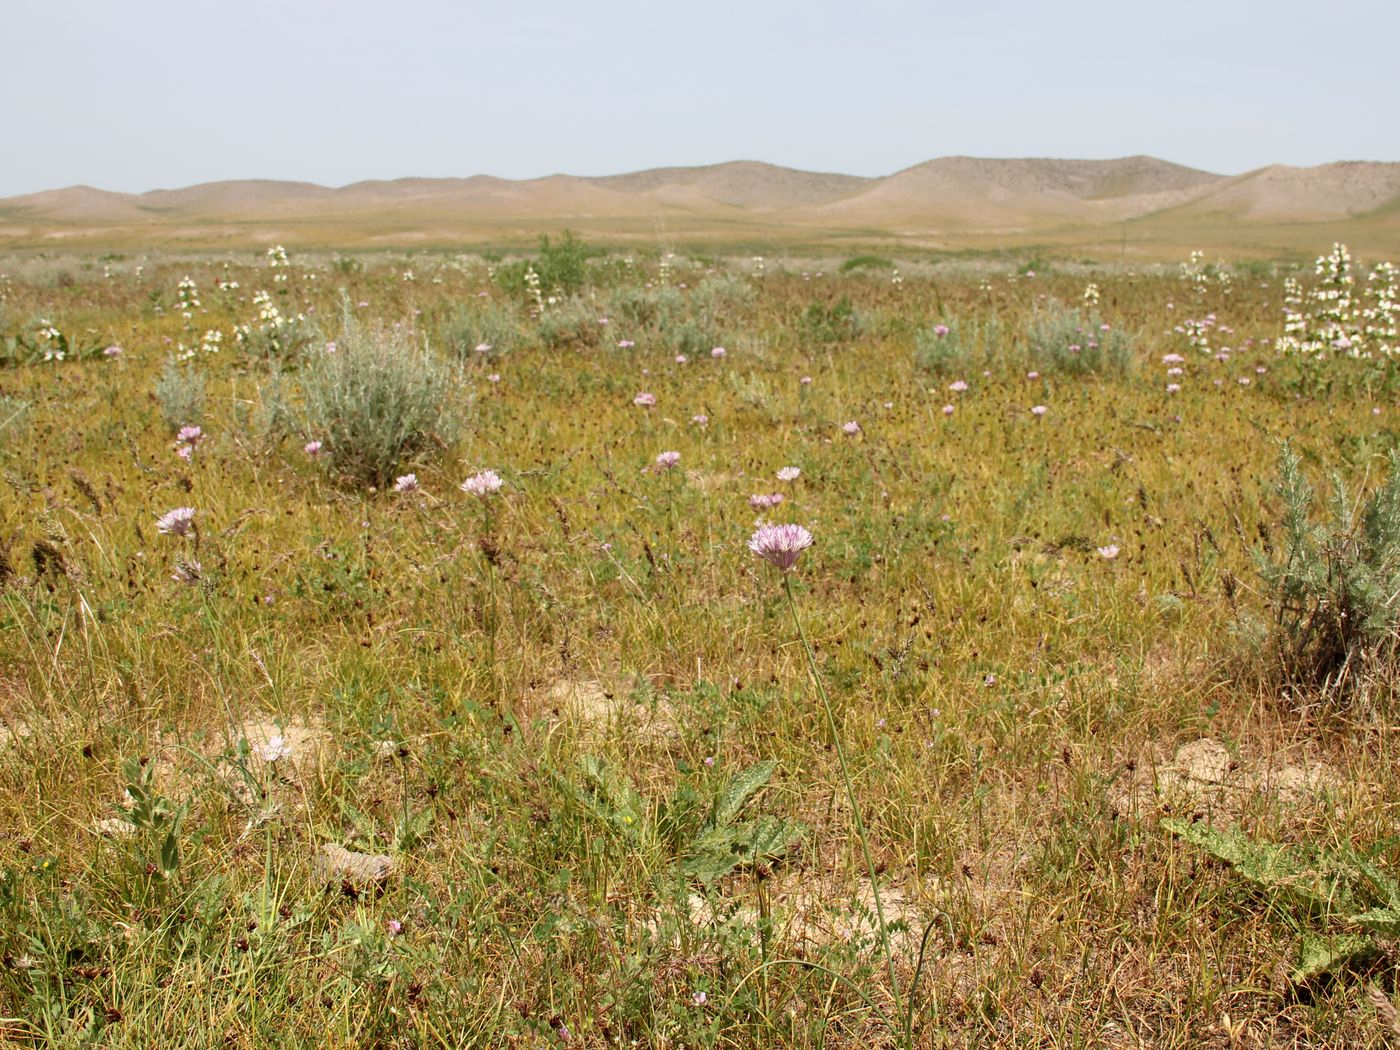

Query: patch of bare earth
left=1109, top=736, right=1343, bottom=821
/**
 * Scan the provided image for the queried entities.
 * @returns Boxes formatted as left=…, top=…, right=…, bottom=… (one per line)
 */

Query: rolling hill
left=2, top=156, right=1397, bottom=255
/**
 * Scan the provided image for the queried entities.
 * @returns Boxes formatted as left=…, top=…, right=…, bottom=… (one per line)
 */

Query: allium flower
left=841, top=420, right=861, bottom=435
left=488, top=373, right=501, bottom=383
left=1097, top=545, right=1120, bottom=560
left=1166, top=383, right=1181, bottom=393
left=710, top=346, right=727, bottom=358
left=675, top=354, right=688, bottom=364
left=461, top=469, right=503, bottom=496
left=942, top=404, right=955, bottom=416
left=776, top=467, right=800, bottom=481
left=176, top=425, right=203, bottom=445
left=176, top=445, right=194, bottom=462
left=257, top=734, right=292, bottom=762
left=393, top=473, right=419, bottom=493
left=800, top=376, right=813, bottom=385
left=1031, top=405, right=1048, bottom=416
left=303, top=440, right=323, bottom=456
left=691, top=990, right=708, bottom=1007
left=932, top=324, right=950, bottom=337
left=1026, top=371, right=1040, bottom=380
left=475, top=342, right=492, bottom=353
left=633, top=392, right=657, bottom=407
left=387, top=919, right=404, bottom=936
left=1162, top=353, right=1185, bottom=365
left=691, top=414, right=709, bottom=426
left=617, top=339, right=635, bottom=348
left=103, top=344, right=123, bottom=356
left=749, top=492, right=785, bottom=510
left=655, top=450, right=681, bottom=470
left=949, top=380, right=968, bottom=393
left=748, top=523, right=814, bottom=572
left=156, top=507, right=196, bottom=536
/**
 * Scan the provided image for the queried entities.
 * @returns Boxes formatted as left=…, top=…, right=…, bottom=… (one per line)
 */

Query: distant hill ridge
left=3, top=156, right=1399, bottom=245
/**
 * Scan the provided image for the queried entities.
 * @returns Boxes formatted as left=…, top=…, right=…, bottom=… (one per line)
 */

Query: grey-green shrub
left=438, top=301, right=523, bottom=358
left=1025, top=303, right=1132, bottom=375
left=1255, top=442, right=1400, bottom=703
left=298, top=307, right=460, bottom=487
left=155, top=360, right=206, bottom=431
left=914, top=315, right=1001, bottom=375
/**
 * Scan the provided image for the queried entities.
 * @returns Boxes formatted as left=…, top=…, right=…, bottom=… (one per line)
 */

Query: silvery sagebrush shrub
left=297, top=302, right=461, bottom=487
left=155, top=358, right=207, bottom=431
left=1255, top=441, right=1400, bottom=705
left=1025, top=301, right=1132, bottom=375
left=437, top=301, right=522, bottom=358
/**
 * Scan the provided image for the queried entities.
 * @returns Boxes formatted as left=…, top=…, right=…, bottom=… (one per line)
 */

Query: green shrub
left=536, top=298, right=603, bottom=350
left=1025, top=303, right=1131, bottom=375
left=1255, top=442, right=1400, bottom=704
left=155, top=359, right=206, bottom=431
left=839, top=254, right=895, bottom=274
left=801, top=296, right=866, bottom=345
left=298, top=305, right=461, bottom=487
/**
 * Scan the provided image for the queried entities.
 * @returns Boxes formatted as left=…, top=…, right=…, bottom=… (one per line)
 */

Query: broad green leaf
left=712, top=760, right=775, bottom=829
left=1347, top=907, right=1400, bottom=937
left=1290, top=933, right=1376, bottom=984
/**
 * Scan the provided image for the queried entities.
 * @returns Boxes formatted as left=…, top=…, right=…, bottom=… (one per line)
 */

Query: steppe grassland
left=0, top=244, right=1398, bottom=1047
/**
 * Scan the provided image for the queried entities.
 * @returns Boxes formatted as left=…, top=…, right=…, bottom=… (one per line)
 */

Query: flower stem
left=782, top=574, right=904, bottom=1029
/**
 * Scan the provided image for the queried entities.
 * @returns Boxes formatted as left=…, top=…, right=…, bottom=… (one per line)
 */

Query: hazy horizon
left=5, top=0, right=1398, bottom=198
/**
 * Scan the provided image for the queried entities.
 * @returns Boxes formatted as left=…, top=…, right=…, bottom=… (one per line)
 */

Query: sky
left=3, top=0, right=1397, bottom=198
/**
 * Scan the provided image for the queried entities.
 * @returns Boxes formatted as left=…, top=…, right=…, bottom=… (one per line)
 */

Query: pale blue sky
left=3, top=0, right=1396, bottom=197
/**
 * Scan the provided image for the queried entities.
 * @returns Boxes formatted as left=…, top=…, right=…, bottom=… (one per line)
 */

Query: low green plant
left=1164, top=818, right=1396, bottom=984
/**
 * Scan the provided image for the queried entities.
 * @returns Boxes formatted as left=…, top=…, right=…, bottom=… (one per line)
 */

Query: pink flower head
left=933, top=324, right=950, bottom=337
left=461, top=469, right=503, bottom=496
left=675, top=354, right=688, bottom=364
left=1031, top=405, right=1047, bottom=417
left=393, top=473, right=419, bottom=493
left=618, top=339, right=635, bottom=349
left=156, top=507, right=196, bottom=536
left=949, top=380, right=968, bottom=393
left=1026, top=371, right=1040, bottom=380
left=103, top=345, right=123, bottom=356
left=841, top=420, right=861, bottom=435
left=800, top=376, right=813, bottom=385
left=710, top=346, right=727, bottom=358
left=1097, top=544, right=1120, bottom=560
left=171, top=558, right=202, bottom=584
left=488, top=373, right=501, bottom=383
left=655, top=450, right=681, bottom=470
left=304, top=440, right=323, bottom=456
left=691, top=414, right=709, bottom=426
left=633, top=392, right=657, bottom=407
left=748, top=492, right=784, bottom=510
left=475, top=342, right=493, bottom=353
left=176, top=425, right=203, bottom=445
left=776, top=467, right=800, bottom=482
left=748, top=523, right=814, bottom=572
left=942, top=404, right=955, bottom=416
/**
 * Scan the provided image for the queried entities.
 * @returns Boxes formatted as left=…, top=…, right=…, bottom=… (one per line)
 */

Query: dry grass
left=1, top=246, right=1399, bottom=1046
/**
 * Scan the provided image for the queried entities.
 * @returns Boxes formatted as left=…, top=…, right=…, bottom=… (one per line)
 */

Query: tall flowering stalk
left=748, top=524, right=915, bottom=1038
left=463, top=470, right=505, bottom=704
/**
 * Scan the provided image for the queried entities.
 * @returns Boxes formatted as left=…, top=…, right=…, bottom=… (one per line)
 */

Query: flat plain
left=2, top=237, right=1400, bottom=1048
